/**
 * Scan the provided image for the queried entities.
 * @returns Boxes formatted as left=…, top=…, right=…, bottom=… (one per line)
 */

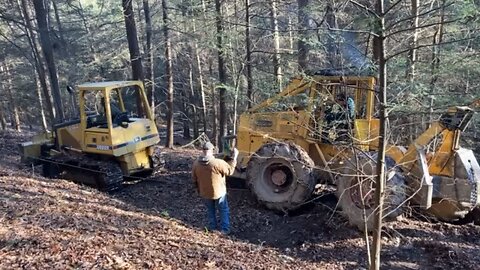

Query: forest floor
left=1, top=130, right=480, bottom=269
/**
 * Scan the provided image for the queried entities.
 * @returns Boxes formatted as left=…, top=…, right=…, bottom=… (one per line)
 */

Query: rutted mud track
left=1, top=131, right=479, bottom=269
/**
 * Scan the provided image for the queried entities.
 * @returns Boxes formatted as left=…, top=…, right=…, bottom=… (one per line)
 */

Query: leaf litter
left=1, top=131, right=479, bottom=269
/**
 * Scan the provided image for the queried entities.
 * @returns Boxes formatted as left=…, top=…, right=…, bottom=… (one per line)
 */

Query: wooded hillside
left=0, top=0, right=478, bottom=144
left=1, top=1, right=480, bottom=269
left=1, top=131, right=479, bottom=269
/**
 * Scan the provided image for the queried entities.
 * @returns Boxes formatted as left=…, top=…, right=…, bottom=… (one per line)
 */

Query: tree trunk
left=325, top=3, right=339, bottom=67
left=406, top=0, right=419, bottom=83
left=429, top=0, right=445, bottom=128
left=33, top=0, right=64, bottom=123
left=192, top=16, right=207, bottom=134
left=122, top=0, right=144, bottom=82
left=231, top=1, right=241, bottom=133
left=19, top=0, right=56, bottom=123
left=135, top=0, right=145, bottom=46
left=162, top=0, right=174, bottom=148
left=245, top=0, right=253, bottom=108
left=34, top=68, right=48, bottom=131
left=0, top=80, right=6, bottom=130
left=209, top=58, right=218, bottom=146
left=181, top=3, right=199, bottom=140
left=189, top=63, right=199, bottom=139
left=231, top=1, right=243, bottom=134
left=212, top=87, right=218, bottom=146
left=270, top=0, right=282, bottom=91
left=122, top=0, right=145, bottom=118
left=2, top=64, right=21, bottom=132
left=182, top=84, right=191, bottom=140
left=288, top=15, right=294, bottom=52
left=225, top=0, right=244, bottom=135
left=51, top=0, right=67, bottom=55
left=215, top=0, right=227, bottom=151
left=226, top=3, right=238, bottom=132
left=143, top=0, right=155, bottom=114
left=371, top=1, right=387, bottom=269
left=0, top=103, right=6, bottom=130
left=297, top=0, right=309, bottom=71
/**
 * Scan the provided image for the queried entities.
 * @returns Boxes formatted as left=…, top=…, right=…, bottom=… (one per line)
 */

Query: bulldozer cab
left=74, top=81, right=158, bottom=156
left=80, top=81, right=150, bottom=130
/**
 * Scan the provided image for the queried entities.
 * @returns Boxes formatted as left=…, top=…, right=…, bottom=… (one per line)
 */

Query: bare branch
left=383, top=0, right=404, bottom=15
left=0, top=30, right=34, bottom=66
left=0, top=13, right=28, bottom=29
left=386, top=2, right=455, bottom=30
left=327, top=27, right=380, bottom=37
left=349, top=0, right=380, bottom=18
left=385, top=18, right=461, bottom=38
left=386, top=35, right=478, bottom=60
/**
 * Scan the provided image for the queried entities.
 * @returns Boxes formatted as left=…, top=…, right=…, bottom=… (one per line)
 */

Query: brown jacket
left=192, top=155, right=236, bottom=199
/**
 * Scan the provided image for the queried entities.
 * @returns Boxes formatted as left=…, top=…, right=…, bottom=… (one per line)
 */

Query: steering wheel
left=113, top=112, right=129, bottom=125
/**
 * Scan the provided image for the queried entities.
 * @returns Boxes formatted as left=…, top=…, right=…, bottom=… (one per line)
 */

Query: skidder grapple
left=19, top=81, right=160, bottom=190
left=228, top=70, right=480, bottom=230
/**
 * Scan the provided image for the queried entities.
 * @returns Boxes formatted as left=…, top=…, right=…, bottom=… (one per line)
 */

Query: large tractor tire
left=336, top=153, right=406, bottom=231
left=246, top=142, right=316, bottom=212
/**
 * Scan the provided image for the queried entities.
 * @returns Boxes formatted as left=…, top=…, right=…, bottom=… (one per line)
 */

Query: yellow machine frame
left=236, top=75, right=383, bottom=170
left=21, top=81, right=160, bottom=176
left=232, top=73, right=480, bottom=220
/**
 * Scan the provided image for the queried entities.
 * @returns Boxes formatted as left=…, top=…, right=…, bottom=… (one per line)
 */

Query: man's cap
left=202, top=142, right=214, bottom=150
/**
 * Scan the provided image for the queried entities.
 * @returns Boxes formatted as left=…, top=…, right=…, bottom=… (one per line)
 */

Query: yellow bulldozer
left=227, top=70, right=480, bottom=230
left=19, top=81, right=160, bottom=191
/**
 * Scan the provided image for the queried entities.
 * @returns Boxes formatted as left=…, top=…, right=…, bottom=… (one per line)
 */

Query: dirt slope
left=1, top=131, right=479, bottom=269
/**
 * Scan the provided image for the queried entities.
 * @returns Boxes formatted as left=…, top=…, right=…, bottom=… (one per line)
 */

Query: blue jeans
left=204, top=194, right=230, bottom=233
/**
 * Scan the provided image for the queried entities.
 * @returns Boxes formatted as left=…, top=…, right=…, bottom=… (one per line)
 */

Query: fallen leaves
left=108, top=255, right=131, bottom=270
left=1, top=131, right=479, bottom=270
left=0, top=171, right=325, bottom=269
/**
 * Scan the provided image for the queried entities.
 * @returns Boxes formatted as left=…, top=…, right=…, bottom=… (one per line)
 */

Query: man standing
left=192, top=142, right=239, bottom=234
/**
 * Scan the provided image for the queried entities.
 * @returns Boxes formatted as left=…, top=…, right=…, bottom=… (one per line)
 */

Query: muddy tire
left=246, top=142, right=316, bottom=212
left=336, top=153, right=406, bottom=231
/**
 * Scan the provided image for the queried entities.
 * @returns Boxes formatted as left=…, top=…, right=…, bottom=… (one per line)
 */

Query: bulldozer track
left=34, top=155, right=250, bottom=194
left=36, top=155, right=125, bottom=191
